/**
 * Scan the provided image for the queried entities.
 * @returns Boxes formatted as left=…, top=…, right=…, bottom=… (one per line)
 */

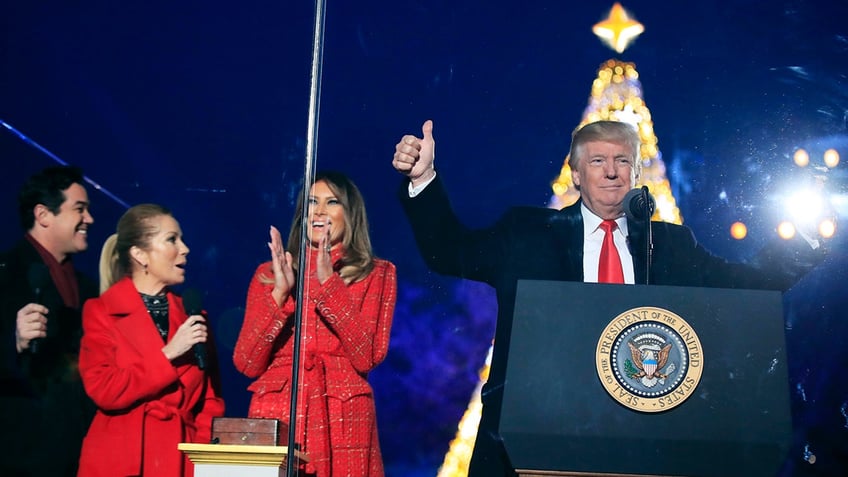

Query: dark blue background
left=2, top=1, right=847, bottom=475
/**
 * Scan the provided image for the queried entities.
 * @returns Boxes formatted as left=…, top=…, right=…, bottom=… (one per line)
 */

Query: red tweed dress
left=234, top=247, right=396, bottom=477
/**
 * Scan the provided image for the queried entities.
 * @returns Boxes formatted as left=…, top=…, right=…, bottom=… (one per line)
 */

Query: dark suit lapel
left=552, top=202, right=585, bottom=281
left=626, top=217, right=649, bottom=285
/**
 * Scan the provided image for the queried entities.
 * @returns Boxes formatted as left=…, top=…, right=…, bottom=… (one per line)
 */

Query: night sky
left=2, top=1, right=847, bottom=475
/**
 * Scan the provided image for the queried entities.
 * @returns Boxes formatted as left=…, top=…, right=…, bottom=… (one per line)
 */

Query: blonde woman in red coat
left=78, top=204, right=225, bottom=477
left=234, top=171, right=397, bottom=477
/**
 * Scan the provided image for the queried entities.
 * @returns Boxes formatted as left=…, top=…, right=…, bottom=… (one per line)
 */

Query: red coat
left=234, top=248, right=396, bottom=477
left=78, top=277, right=225, bottom=477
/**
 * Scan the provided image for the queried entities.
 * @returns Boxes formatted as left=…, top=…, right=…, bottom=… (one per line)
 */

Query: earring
left=143, top=263, right=149, bottom=275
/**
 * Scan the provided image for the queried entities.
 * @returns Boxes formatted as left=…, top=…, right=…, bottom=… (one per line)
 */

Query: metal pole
left=286, top=0, right=327, bottom=475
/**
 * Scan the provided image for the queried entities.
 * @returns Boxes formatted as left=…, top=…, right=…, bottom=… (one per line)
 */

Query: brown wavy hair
left=282, top=171, right=375, bottom=284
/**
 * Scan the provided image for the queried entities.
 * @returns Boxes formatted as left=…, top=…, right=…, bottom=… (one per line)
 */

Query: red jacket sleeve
left=233, top=262, right=296, bottom=378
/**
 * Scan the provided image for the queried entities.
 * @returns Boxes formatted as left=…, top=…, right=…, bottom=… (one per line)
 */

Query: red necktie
left=598, top=220, right=624, bottom=284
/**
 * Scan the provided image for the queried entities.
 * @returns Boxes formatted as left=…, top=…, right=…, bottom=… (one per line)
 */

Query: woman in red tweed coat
left=79, top=204, right=225, bottom=477
left=234, top=171, right=397, bottom=477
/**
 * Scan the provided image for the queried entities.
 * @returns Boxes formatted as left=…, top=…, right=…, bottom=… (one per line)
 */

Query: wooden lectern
left=179, top=442, right=308, bottom=477
left=180, top=418, right=308, bottom=477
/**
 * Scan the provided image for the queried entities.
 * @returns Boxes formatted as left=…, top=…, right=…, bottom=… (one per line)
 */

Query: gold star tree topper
left=593, top=3, right=644, bottom=53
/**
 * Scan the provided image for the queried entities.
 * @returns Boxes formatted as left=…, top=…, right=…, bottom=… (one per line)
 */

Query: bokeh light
left=793, top=149, right=810, bottom=167
left=730, top=221, right=747, bottom=240
left=818, top=218, right=837, bottom=238
left=777, top=221, right=797, bottom=240
left=786, top=189, right=825, bottom=225
left=823, top=148, right=840, bottom=168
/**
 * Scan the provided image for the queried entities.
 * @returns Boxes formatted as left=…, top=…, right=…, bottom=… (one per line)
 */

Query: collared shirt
left=24, top=233, right=80, bottom=309
left=408, top=171, right=437, bottom=197
left=581, top=204, right=635, bottom=284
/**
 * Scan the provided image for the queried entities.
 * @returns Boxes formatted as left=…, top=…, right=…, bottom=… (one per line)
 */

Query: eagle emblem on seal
left=596, top=307, right=702, bottom=412
left=626, top=340, right=674, bottom=388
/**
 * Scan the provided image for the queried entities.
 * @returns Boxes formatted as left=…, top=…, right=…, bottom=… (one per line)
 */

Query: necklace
left=140, top=292, right=169, bottom=341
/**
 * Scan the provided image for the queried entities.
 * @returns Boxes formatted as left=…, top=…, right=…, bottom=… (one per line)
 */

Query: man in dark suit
left=0, top=165, right=97, bottom=477
left=392, top=119, right=825, bottom=476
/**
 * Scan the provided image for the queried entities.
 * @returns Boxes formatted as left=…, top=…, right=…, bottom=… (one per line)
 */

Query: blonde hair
left=98, top=203, right=173, bottom=293
left=98, top=233, right=118, bottom=295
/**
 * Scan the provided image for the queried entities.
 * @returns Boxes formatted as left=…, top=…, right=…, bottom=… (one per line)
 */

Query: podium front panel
left=500, top=281, right=791, bottom=477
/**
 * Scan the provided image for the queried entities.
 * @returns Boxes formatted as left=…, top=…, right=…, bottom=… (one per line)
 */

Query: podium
left=179, top=443, right=308, bottom=477
left=500, top=280, right=792, bottom=477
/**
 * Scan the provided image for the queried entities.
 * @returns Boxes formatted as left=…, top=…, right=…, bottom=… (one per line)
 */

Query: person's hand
left=316, top=226, right=334, bottom=284
left=393, top=119, right=436, bottom=187
left=269, top=225, right=295, bottom=306
left=15, top=303, right=48, bottom=353
left=162, top=315, right=207, bottom=361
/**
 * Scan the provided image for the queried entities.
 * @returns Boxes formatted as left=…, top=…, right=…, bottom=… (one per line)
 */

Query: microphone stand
left=287, top=0, right=327, bottom=475
left=641, top=185, right=653, bottom=285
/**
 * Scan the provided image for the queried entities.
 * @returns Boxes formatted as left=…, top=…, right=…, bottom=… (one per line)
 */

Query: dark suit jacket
left=0, top=238, right=98, bottom=477
left=399, top=175, right=824, bottom=476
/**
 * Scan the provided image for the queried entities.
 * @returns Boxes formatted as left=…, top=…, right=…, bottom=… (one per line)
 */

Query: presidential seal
left=595, top=306, right=703, bottom=412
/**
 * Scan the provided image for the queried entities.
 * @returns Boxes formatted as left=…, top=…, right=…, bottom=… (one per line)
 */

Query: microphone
left=182, top=288, right=207, bottom=370
left=26, top=263, right=50, bottom=354
left=623, top=186, right=656, bottom=221
left=623, top=186, right=655, bottom=284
